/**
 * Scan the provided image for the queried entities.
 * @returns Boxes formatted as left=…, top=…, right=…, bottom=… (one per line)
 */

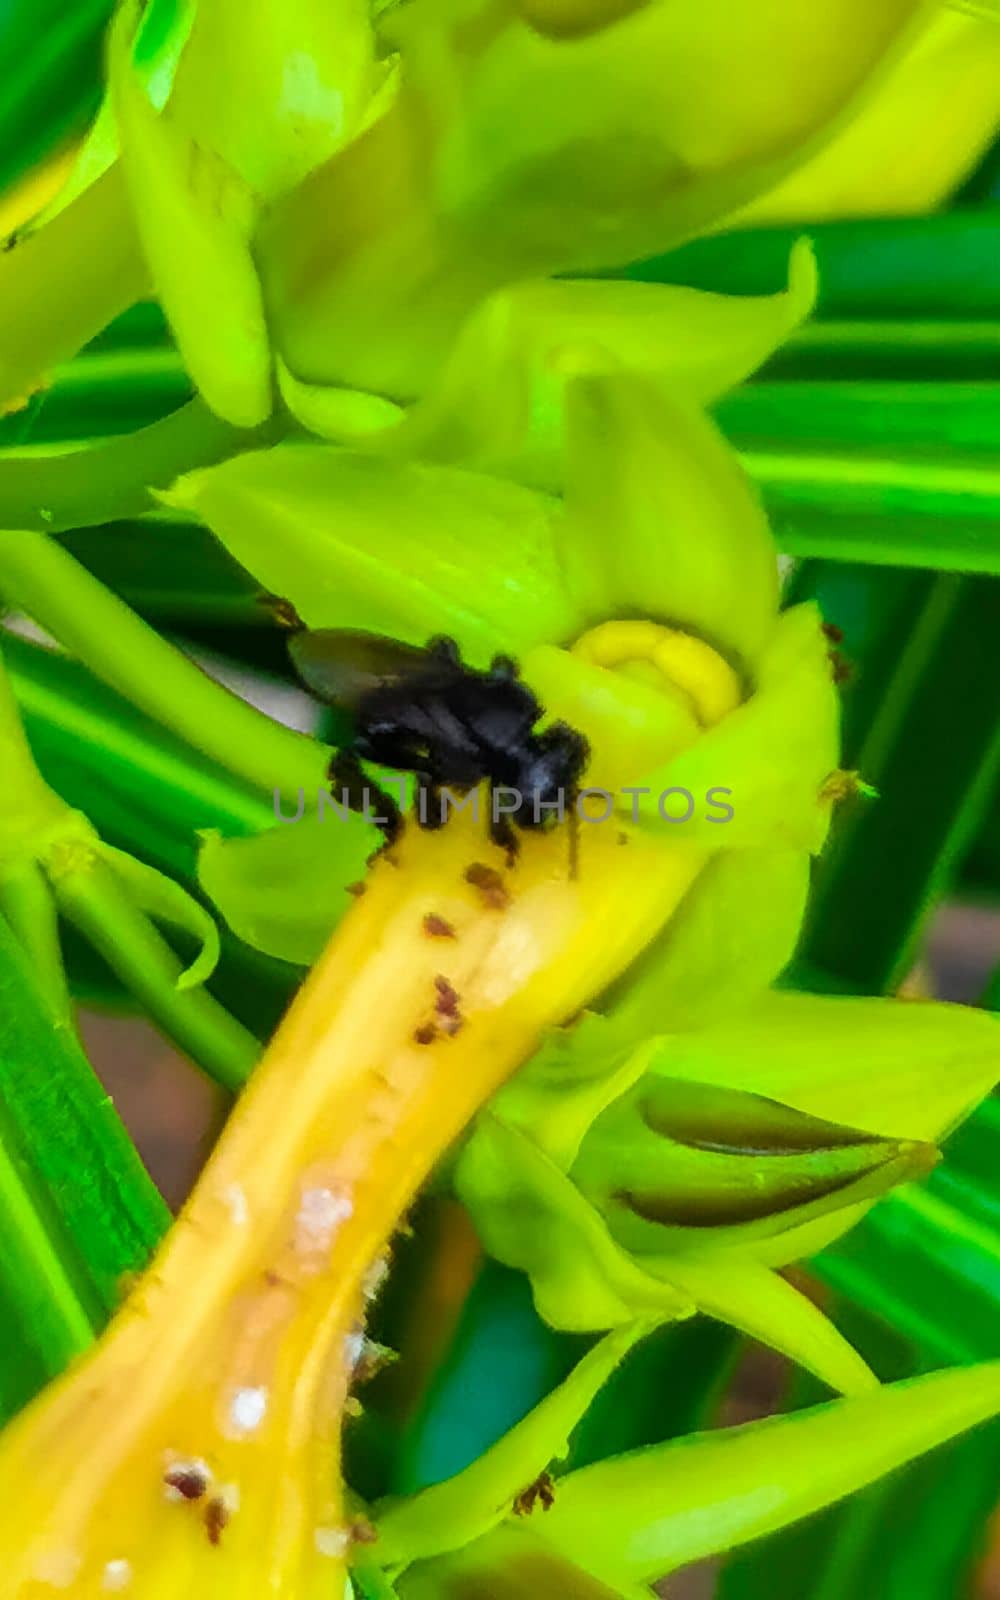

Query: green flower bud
left=571, top=1075, right=938, bottom=1248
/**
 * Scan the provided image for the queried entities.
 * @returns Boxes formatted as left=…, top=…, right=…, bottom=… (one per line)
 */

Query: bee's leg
left=328, top=749, right=402, bottom=845
left=487, top=785, right=520, bottom=866
left=426, top=635, right=461, bottom=665
left=488, top=653, right=519, bottom=682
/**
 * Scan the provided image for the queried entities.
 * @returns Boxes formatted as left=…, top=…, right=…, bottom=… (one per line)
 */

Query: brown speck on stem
left=464, top=862, right=510, bottom=910
left=346, top=881, right=367, bottom=898
left=350, top=1517, right=379, bottom=1546
left=164, top=1462, right=211, bottom=1503
left=434, top=974, right=464, bottom=1036
left=513, top=1471, right=556, bottom=1516
left=821, top=621, right=852, bottom=683
left=423, top=912, right=456, bottom=939
left=413, top=1022, right=437, bottom=1045
left=204, top=1497, right=230, bottom=1546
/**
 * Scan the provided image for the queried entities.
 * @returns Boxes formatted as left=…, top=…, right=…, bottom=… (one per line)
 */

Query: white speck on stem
left=344, top=1329, right=366, bottom=1371
left=221, top=1183, right=249, bottom=1226
left=33, top=1548, right=81, bottom=1587
left=295, top=1186, right=353, bottom=1260
left=228, top=1385, right=269, bottom=1436
left=102, top=1559, right=133, bottom=1592
left=315, top=1526, right=350, bottom=1559
left=362, top=1254, right=390, bottom=1303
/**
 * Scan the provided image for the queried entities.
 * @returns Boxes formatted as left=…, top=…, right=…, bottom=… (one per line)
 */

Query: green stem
left=0, top=860, right=70, bottom=1023
left=53, top=854, right=259, bottom=1092
left=0, top=636, right=64, bottom=829
left=0, top=1104, right=97, bottom=1369
left=0, top=530, right=329, bottom=796
left=0, top=639, right=73, bottom=1018
left=0, top=397, right=278, bottom=531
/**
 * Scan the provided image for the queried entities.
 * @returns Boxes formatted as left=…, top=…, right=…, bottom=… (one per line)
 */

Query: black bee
left=284, top=622, right=589, bottom=861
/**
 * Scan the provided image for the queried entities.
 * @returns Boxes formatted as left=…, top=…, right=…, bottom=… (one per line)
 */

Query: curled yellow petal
left=572, top=621, right=744, bottom=731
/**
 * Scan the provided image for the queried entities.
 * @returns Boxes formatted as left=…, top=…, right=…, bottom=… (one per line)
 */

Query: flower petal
left=347, top=241, right=817, bottom=488
left=162, top=443, right=579, bottom=662
left=559, top=380, right=781, bottom=668
left=198, top=818, right=374, bottom=966
left=536, top=1359, right=1000, bottom=1585
left=375, top=1322, right=651, bottom=1569
left=635, top=603, right=840, bottom=850
left=110, top=0, right=272, bottom=425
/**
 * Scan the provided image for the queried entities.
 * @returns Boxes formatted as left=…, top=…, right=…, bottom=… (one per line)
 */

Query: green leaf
left=0, top=0, right=109, bottom=195
left=717, top=380, right=1000, bottom=460
left=109, top=0, right=272, bottom=426
left=198, top=816, right=374, bottom=965
left=817, top=1183, right=1000, bottom=1367
left=796, top=573, right=1000, bottom=992
left=746, top=447, right=1000, bottom=575
left=718, top=1419, right=1000, bottom=1600
left=535, top=1360, right=1000, bottom=1586
left=772, top=317, right=1000, bottom=382
left=0, top=911, right=168, bottom=1414
left=627, top=211, right=1000, bottom=321
left=375, top=1322, right=652, bottom=1570
left=162, top=443, right=579, bottom=663
left=35, top=0, right=198, bottom=226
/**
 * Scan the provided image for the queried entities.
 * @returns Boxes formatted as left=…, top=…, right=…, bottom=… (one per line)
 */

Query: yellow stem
left=0, top=811, right=702, bottom=1597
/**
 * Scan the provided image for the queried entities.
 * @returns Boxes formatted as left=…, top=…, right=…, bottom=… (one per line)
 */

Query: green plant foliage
left=0, top=3, right=995, bottom=1595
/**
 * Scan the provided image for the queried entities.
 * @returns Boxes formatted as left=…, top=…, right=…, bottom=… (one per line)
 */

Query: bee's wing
left=288, top=629, right=433, bottom=711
